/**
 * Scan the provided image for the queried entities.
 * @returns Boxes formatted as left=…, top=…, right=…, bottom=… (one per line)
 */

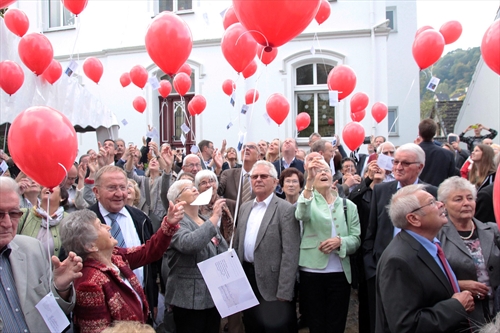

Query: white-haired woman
left=295, top=159, right=361, bottom=333
left=195, top=170, right=235, bottom=243
left=164, top=180, right=228, bottom=333
left=60, top=205, right=182, bottom=333
left=437, top=176, right=500, bottom=326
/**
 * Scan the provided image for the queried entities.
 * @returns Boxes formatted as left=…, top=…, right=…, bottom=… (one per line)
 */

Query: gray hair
left=60, top=210, right=99, bottom=260
left=438, top=176, right=477, bottom=203
left=250, top=160, right=278, bottom=179
left=167, top=179, right=192, bottom=202
left=377, top=141, right=396, bottom=154
left=0, top=177, right=20, bottom=195
left=195, top=170, right=219, bottom=188
left=309, top=132, right=321, bottom=141
left=396, top=143, right=426, bottom=165
left=95, top=165, right=127, bottom=186
left=388, top=184, right=427, bottom=229
left=182, top=154, right=200, bottom=166
left=311, top=139, right=328, bottom=153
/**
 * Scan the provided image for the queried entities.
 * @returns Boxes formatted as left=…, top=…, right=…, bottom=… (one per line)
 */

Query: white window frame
left=388, top=106, right=399, bottom=136
left=43, top=0, right=75, bottom=32
left=155, top=0, right=194, bottom=15
left=386, top=6, right=397, bottom=33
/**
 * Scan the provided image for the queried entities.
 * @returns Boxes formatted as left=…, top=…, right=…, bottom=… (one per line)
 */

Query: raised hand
left=166, top=200, right=186, bottom=225
left=52, top=251, right=83, bottom=298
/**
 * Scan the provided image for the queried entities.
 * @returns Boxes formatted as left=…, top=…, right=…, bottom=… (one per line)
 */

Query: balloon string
left=388, top=72, right=418, bottom=134
left=34, top=75, right=46, bottom=102
left=46, top=194, right=54, bottom=292
left=160, top=100, right=168, bottom=142
left=180, top=96, right=197, bottom=144
left=69, top=15, right=82, bottom=61
left=235, top=30, right=269, bottom=48
left=313, top=32, right=330, bottom=78
left=3, top=123, right=8, bottom=152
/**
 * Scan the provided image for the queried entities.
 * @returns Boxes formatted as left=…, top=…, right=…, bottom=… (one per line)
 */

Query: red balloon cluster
left=266, top=93, right=289, bottom=126
left=296, top=112, right=311, bottom=131
left=342, top=122, right=365, bottom=151
left=257, top=44, right=278, bottom=66
left=222, top=79, right=235, bottom=96
left=18, top=33, right=53, bottom=75
left=133, top=96, right=147, bottom=113
left=42, top=59, right=62, bottom=85
left=173, top=73, right=191, bottom=97
left=371, top=102, right=388, bottom=123
left=222, top=23, right=258, bottom=73
left=4, top=8, right=29, bottom=37
left=315, top=0, right=331, bottom=25
left=481, top=19, right=500, bottom=76
left=327, top=65, right=357, bottom=101
left=0, top=60, right=24, bottom=95
left=8, top=106, right=78, bottom=189
left=350, top=92, right=369, bottom=113
left=62, top=0, right=88, bottom=16
left=120, top=72, right=131, bottom=87
left=412, top=29, right=445, bottom=70
left=440, top=21, right=462, bottom=45
left=188, top=95, right=206, bottom=116
left=245, top=89, right=259, bottom=105
left=83, top=57, right=103, bottom=84
left=158, top=80, right=172, bottom=98
left=145, top=12, right=192, bottom=76
left=350, top=109, right=365, bottom=122
left=177, top=63, right=192, bottom=76
left=130, top=65, right=148, bottom=89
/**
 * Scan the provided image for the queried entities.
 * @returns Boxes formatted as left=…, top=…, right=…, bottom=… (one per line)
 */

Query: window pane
left=174, top=100, right=185, bottom=140
left=296, top=93, right=314, bottom=138
left=386, top=10, right=394, bottom=30
left=388, top=108, right=398, bottom=134
left=296, top=64, right=313, bottom=85
left=49, top=0, right=61, bottom=28
left=317, top=64, right=333, bottom=84
left=63, top=7, right=74, bottom=26
left=318, top=92, right=335, bottom=137
left=159, top=0, right=173, bottom=12
left=178, top=0, right=192, bottom=10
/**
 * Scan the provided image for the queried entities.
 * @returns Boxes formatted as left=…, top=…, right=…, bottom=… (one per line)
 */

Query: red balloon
left=130, top=65, right=148, bottom=89
left=494, top=164, right=500, bottom=227
left=18, top=33, right=53, bottom=75
left=242, top=60, right=257, bottom=79
left=221, top=23, right=258, bottom=73
left=327, top=65, right=357, bottom=101
left=233, top=0, right=320, bottom=48
left=342, top=122, right=365, bottom=151
left=481, top=19, right=500, bottom=76
left=173, top=72, right=191, bottom=97
left=133, top=96, right=147, bottom=113
left=146, top=12, right=192, bottom=76
left=439, top=20, right=462, bottom=45
left=222, top=79, right=235, bottom=96
left=350, top=92, right=369, bottom=113
left=257, top=44, right=278, bottom=65
left=415, top=25, right=433, bottom=37
left=189, top=95, right=207, bottom=115
left=371, top=102, right=388, bottom=123
left=245, top=89, right=259, bottom=104
left=83, top=57, right=103, bottom=84
left=266, top=93, right=289, bottom=126
left=412, top=29, right=445, bottom=70
left=0, top=0, right=16, bottom=9
left=296, top=112, right=311, bottom=131
left=315, top=0, right=331, bottom=25
left=8, top=106, right=78, bottom=188
left=158, top=80, right=172, bottom=98
left=328, top=118, right=334, bottom=126
left=177, top=63, right=192, bottom=76
left=350, top=110, right=366, bottom=122
left=62, top=0, right=88, bottom=16
left=119, top=72, right=131, bottom=87
left=223, top=6, right=239, bottom=30
left=4, top=8, right=29, bottom=37
left=42, top=59, right=62, bottom=85
left=0, top=60, right=24, bottom=95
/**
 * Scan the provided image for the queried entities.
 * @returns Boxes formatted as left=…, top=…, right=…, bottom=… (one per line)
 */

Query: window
left=48, top=0, right=74, bottom=29
left=158, top=0, right=193, bottom=13
left=388, top=107, right=399, bottom=136
left=386, top=6, right=397, bottom=32
left=295, top=63, right=335, bottom=138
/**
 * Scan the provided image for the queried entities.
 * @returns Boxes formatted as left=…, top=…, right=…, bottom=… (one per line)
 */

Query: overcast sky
left=416, top=0, right=499, bottom=54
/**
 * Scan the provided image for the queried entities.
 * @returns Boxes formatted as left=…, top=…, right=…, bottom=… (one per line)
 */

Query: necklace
left=459, top=221, right=475, bottom=240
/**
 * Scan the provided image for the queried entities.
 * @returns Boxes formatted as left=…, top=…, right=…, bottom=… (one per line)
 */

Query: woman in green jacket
left=295, top=159, right=360, bottom=333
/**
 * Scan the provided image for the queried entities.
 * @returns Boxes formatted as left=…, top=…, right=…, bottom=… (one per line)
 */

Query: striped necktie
left=108, top=213, right=126, bottom=248
left=241, top=173, right=252, bottom=204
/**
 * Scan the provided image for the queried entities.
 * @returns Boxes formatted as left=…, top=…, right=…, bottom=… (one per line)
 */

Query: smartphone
left=448, top=136, right=458, bottom=144
left=471, top=124, right=478, bottom=129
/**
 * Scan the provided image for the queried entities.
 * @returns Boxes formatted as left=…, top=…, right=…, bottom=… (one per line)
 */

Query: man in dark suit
left=234, top=160, right=300, bottom=333
left=418, top=119, right=456, bottom=187
left=376, top=184, right=474, bottom=332
left=89, top=165, right=159, bottom=322
left=475, top=183, right=495, bottom=223
left=273, top=138, right=305, bottom=178
left=363, top=143, right=438, bottom=332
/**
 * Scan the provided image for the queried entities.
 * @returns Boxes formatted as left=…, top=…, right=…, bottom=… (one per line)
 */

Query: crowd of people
left=0, top=119, right=499, bottom=333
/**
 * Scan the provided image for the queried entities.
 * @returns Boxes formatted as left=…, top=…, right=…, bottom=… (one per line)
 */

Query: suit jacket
left=437, top=218, right=500, bottom=325
left=355, top=153, right=369, bottom=176
left=217, top=167, right=256, bottom=203
left=376, top=230, right=470, bottom=333
left=272, top=158, right=305, bottom=179
left=6, top=236, right=75, bottom=333
left=475, top=183, right=495, bottom=223
left=234, top=194, right=300, bottom=301
left=363, top=180, right=438, bottom=280
left=419, top=141, right=456, bottom=187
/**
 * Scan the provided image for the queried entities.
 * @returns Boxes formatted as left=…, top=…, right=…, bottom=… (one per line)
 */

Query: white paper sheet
left=190, top=187, right=212, bottom=206
left=198, top=249, right=259, bottom=318
left=35, top=292, right=70, bottom=333
left=377, top=153, right=394, bottom=171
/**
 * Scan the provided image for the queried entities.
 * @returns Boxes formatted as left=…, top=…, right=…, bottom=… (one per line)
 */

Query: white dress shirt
left=243, top=193, right=274, bottom=263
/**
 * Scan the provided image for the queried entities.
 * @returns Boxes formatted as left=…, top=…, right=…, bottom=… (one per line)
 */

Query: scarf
left=35, top=206, right=64, bottom=256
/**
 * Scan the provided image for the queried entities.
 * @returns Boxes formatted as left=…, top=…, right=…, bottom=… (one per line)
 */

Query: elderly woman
left=278, top=167, right=304, bottom=205
left=17, top=185, right=69, bottom=257
left=165, top=180, right=228, bottom=333
left=437, top=176, right=500, bottom=326
left=195, top=170, right=235, bottom=243
left=469, top=144, right=496, bottom=191
left=60, top=205, right=182, bottom=333
left=295, top=159, right=361, bottom=333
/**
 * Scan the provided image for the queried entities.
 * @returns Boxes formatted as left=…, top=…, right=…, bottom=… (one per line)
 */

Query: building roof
left=431, top=100, right=464, bottom=136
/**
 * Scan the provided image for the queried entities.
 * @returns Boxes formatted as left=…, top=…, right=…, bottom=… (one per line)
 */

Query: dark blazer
left=88, top=203, right=159, bottom=312
left=234, top=194, right=300, bottom=301
left=376, top=230, right=470, bottom=333
left=437, top=218, right=500, bottom=326
left=475, top=183, right=495, bottom=223
left=217, top=167, right=256, bottom=203
left=363, top=180, right=437, bottom=280
left=272, top=158, right=305, bottom=179
left=355, top=153, right=369, bottom=176
left=419, top=141, right=456, bottom=187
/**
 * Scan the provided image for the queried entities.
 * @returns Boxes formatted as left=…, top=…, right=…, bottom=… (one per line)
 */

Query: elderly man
left=310, top=139, right=335, bottom=167
left=258, top=140, right=269, bottom=160
left=308, top=132, right=321, bottom=148
left=181, top=154, right=203, bottom=176
left=0, top=177, right=82, bottom=332
left=363, top=143, right=437, bottom=332
left=377, top=141, right=396, bottom=182
left=376, top=184, right=474, bottom=332
left=89, top=165, right=159, bottom=322
left=62, top=164, right=79, bottom=212
left=234, top=160, right=300, bottom=333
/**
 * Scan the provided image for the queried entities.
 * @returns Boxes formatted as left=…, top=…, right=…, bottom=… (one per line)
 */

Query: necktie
left=435, top=243, right=459, bottom=293
left=108, top=213, right=126, bottom=248
left=241, top=173, right=251, bottom=204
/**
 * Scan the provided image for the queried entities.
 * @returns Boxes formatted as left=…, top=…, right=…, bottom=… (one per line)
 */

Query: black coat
left=419, top=141, right=456, bottom=187
left=475, top=183, right=495, bottom=223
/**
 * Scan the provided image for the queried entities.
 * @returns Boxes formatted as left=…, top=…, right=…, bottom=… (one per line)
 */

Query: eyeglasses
left=184, top=163, right=202, bottom=169
left=409, top=199, right=437, bottom=213
left=176, top=185, right=196, bottom=198
left=0, top=210, right=24, bottom=220
left=284, top=179, right=299, bottom=185
left=242, top=145, right=257, bottom=150
left=67, top=177, right=78, bottom=181
left=250, top=174, right=272, bottom=180
left=392, top=160, right=420, bottom=168
left=382, top=151, right=395, bottom=155
left=199, top=179, right=216, bottom=187
left=317, top=168, right=331, bottom=174
left=99, top=185, right=127, bottom=192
